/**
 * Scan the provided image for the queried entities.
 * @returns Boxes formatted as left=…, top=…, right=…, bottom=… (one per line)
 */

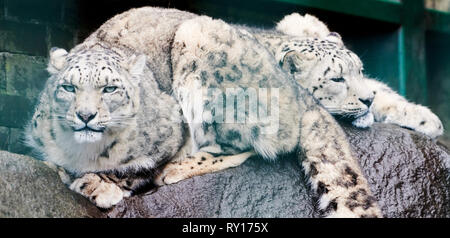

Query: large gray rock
left=344, top=123, right=450, bottom=217
left=0, top=150, right=104, bottom=218
left=108, top=153, right=314, bottom=218
left=0, top=123, right=449, bottom=217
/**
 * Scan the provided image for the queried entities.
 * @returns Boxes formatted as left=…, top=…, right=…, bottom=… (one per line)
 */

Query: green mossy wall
left=0, top=0, right=77, bottom=154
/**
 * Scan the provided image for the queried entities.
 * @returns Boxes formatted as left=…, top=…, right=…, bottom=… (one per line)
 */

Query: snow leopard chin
left=73, top=130, right=103, bottom=143
left=352, top=112, right=375, bottom=128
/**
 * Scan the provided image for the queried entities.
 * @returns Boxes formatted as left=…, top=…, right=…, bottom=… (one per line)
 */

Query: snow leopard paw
left=70, top=173, right=124, bottom=209
left=385, top=104, right=443, bottom=138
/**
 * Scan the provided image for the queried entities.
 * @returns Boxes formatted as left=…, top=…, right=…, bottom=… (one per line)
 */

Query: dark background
left=0, top=0, right=449, bottom=154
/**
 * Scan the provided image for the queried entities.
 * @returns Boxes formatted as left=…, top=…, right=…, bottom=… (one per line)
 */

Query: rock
left=0, top=123, right=448, bottom=217
left=343, top=123, right=450, bottom=218
left=0, top=150, right=104, bottom=218
left=106, top=123, right=450, bottom=218
left=107, top=154, right=314, bottom=218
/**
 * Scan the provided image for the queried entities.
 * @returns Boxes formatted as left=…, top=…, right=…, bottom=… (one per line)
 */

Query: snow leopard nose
left=76, top=112, right=97, bottom=124
left=359, top=97, right=373, bottom=108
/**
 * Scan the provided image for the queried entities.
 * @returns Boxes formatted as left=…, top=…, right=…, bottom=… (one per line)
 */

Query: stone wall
left=0, top=0, right=78, bottom=154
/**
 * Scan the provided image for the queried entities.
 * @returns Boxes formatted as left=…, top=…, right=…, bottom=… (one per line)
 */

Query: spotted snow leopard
left=28, top=6, right=441, bottom=217
left=156, top=12, right=443, bottom=200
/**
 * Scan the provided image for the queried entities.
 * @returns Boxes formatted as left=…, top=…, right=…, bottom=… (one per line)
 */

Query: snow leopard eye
left=62, top=84, right=75, bottom=93
left=330, top=77, right=345, bottom=83
left=103, top=86, right=118, bottom=93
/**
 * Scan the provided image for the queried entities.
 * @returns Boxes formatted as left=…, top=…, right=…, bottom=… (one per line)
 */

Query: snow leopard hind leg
left=169, top=16, right=382, bottom=218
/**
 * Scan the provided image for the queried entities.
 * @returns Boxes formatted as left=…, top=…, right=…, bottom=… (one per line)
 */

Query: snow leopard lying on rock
left=156, top=13, right=444, bottom=188
left=24, top=7, right=438, bottom=218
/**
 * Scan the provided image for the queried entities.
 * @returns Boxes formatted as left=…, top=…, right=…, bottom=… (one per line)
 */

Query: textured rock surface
left=106, top=123, right=450, bottom=218
left=0, top=150, right=104, bottom=218
left=0, top=123, right=449, bottom=217
left=343, top=123, right=450, bottom=218
left=107, top=154, right=314, bottom=218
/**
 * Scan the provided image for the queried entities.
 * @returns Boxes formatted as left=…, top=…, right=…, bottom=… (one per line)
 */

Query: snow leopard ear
left=326, top=32, right=344, bottom=47
left=127, top=54, right=147, bottom=76
left=276, top=13, right=330, bottom=38
left=47, top=47, right=68, bottom=74
left=279, top=50, right=316, bottom=75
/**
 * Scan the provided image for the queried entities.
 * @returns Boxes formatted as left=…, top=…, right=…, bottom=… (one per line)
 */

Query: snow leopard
left=26, top=7, right=382, bottom=217
left=156, top=13, right=443, bottom=187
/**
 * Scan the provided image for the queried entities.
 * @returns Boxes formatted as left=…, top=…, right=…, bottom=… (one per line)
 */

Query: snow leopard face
left=47, top=48, right=145, bottom=143
left=278, top=34, right=375, bottom=127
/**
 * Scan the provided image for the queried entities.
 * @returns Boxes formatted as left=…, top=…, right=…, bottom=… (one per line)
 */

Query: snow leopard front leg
left=70, top=171, right=155, bottom=208
left=38, top=161, right=122, bottom=208
left=155, top=150, right=254, bottom=185
left=365, top=78, right=443, bottom=138
left=298, top=95, right=382, bottom=217
left=154, top=130, right=254, bottom=186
